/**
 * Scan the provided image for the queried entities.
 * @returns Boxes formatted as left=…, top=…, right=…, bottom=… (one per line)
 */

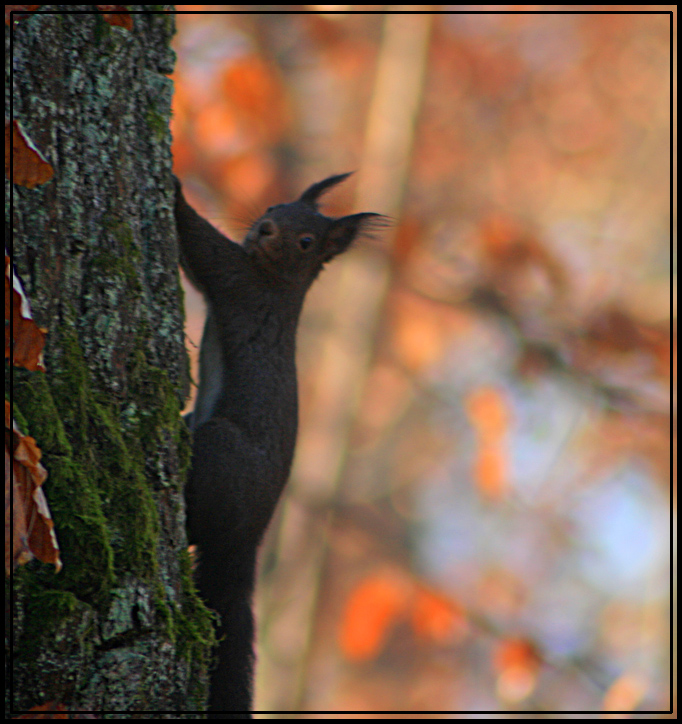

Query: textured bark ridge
left=7, top=8, right=213, bottom=716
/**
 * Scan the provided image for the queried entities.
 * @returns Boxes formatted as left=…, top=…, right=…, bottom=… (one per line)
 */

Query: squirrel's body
left=173, top=174, right=383, bottom=717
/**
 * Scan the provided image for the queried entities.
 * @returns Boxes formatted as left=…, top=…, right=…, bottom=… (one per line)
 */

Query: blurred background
left=171, top=7, right=673, bottom=716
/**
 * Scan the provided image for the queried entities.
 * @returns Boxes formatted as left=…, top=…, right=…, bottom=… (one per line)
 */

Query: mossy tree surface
left=6, top=7, right=213, bottom=716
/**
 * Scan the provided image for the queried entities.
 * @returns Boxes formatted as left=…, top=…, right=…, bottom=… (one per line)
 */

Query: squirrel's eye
left=298, top=235, right=315, bottom=251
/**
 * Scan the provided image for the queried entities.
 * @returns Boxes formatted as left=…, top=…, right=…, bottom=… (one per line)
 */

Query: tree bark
left=6, top=7, right=212, bottom=716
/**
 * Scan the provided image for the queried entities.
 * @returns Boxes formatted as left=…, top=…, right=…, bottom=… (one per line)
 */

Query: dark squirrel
left=173, top=173, right=385, bottom=717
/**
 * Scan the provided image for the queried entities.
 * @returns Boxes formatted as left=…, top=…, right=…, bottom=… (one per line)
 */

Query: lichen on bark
left=6, top=7, right=213, bottom=716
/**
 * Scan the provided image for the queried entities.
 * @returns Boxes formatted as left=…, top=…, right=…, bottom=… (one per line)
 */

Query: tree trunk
left=6, top=7, right=213, bottom=716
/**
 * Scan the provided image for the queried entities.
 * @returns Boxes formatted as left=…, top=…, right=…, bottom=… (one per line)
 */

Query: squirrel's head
left=243, top=173, right=387, bottom=287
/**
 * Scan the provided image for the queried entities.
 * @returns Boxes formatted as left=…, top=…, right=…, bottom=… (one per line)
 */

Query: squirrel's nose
left=257, top=219, right=277, bottom=239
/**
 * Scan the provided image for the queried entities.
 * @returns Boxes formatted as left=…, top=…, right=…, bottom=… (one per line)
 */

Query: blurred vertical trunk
left=6, top=7, right=212, bottom=715
left=256, top=9, right=433, bottom=712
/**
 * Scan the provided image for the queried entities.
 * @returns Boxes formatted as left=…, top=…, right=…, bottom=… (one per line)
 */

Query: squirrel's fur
left=173, top=173, right=385, bottom=717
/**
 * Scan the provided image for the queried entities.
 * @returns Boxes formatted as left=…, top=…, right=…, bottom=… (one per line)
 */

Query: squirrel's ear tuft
left=323, top=212, right=390, bottom=261
left=299, top=172, right=354, bottom=209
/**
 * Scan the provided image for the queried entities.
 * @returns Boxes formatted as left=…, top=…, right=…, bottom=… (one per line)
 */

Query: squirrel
left=173, top=173, right=385, bottom=717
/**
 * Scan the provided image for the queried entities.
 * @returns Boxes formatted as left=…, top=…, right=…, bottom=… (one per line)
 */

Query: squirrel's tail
left=195, top=545, right=257, bottom=719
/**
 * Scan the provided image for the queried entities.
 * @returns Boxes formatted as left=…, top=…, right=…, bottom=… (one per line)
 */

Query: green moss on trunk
left=7, top=7, right=212, bottom=715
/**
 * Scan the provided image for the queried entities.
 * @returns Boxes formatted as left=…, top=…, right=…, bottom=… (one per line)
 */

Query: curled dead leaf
left=5, top=254, right=47, bottom=372
left=5, top=400, right=61, bottom=575
left=5, top=120, right=54, bottom=189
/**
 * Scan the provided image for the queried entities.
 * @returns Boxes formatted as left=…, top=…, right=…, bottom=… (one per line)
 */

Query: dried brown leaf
left=97, top=5, right=133, bottom=31
left=5, top=254, right=47, bottom=372
left=14, top=701, right=68, bottom=719
left=6, top=446, right=32, bottom=573
left=5, top=120, right=54, bottom=189
left=4, top=5, right=40, bottom=26
left=5, top=400, right=61, bottom=575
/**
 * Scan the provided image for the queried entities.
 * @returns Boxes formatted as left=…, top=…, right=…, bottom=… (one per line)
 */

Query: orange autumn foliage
left=473, top=445, right=508, bottom=501
left=411, top=586, right=468, bottom=644
left=493, top=637, right=541, bottom=704
left=220, top=55, right=290, bottom=143
left=339, top=570, right=468, bottom=662
left=390, top=290, right=471, bottom=373
left=339, top=570, right=410, bottom=662
left=465, top=386, right=512, bottom=500
left=465, top=386, right=510, bottom=439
